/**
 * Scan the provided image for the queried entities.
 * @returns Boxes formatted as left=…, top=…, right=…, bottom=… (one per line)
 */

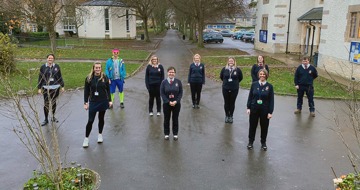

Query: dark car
left=203, top=33, right=224, bottom=43
left=242, top=32, right=255, bottom=42
left=220, top=29, right=233, bottom=37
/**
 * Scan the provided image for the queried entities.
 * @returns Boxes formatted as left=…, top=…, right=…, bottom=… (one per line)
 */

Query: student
left=145, top=55, right=164, bottom=116
left=160, top=67, right=183, bottom=140
left=37, top=54, right=64, bottom=126
left=246, top=69, right=274, bottom=151
left=83, top=62, right=112, bottom=148
left=294, top=56, right=318, bottom=117
left=188, top=54, right=205, bottom=109
left=251, top=55, right=269, bottom=82
left=105, top=48, right=126, bottom=109
left=220, top=57, right=243, bottom=123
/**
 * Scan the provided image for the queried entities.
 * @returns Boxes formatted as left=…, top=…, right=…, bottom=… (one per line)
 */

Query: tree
left=169, top=0, right=246, bottom=47
left=115, top=0, right=159, bottom=42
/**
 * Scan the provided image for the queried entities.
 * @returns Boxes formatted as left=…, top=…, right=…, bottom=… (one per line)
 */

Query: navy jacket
left=251, top=64, right=269, bottom=82
left=247, top=81, right=274, bottom=114
left=188, top=63, right=205, bottom=84
left=145, top=64, right=165, bottom=89
left=294, top=64, right=318, bottom=86
left=84, top=75, right=111, bottom=103
left=38, top=63, right=64, bottom=89
left=220, top=67, right=243, bottom=90
left=160, top=78, right=183, bottom=104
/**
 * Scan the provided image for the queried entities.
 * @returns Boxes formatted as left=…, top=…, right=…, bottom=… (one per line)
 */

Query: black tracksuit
left=247, top=81, right=274, bottom=144
left=188, top=63, right=205, bottom=106
left=37, top=63, right=64, bottom=121
left=160, top=78, right=183, bottom=136
left=294, top=64, right=318, bottom=112
left=145, top=64, right=165, bottom=113
left=220, top=67, right=243, bottom=117
left=251, top=64, right=269, bottom=82
left=84, top=75, right=111, bottom=137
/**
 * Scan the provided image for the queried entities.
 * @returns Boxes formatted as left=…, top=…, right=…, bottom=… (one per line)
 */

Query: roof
left=297, top=7, right=323, bottom=21
left=81, top=0, right=127, bottom=7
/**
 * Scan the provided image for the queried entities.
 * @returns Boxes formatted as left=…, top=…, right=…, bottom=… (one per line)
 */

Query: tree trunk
left=189, top=20, right=194, bottom=41
left=197, top=19, right=204, bottom=48
left=143, top=17, right=151, bottom=42
left=48, top=28, right=57, bottom=54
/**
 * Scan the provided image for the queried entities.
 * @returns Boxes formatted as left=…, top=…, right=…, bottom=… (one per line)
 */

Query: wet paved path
left=0, top=29, right=355, bottom=189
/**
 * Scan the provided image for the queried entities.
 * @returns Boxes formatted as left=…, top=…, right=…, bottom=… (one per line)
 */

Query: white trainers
left=98, top=134, right=103, bottom=143
left=164, top=135, right=169, bottom=140
left=173, top=135, right=178, bottom=141
left=149, top=112, right=154, bottom=116
left=82, top=138, right=89, bottom=148
left=157, top=112, right=161, bottom=116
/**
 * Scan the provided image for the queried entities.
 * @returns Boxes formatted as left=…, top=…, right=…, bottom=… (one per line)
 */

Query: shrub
left=0, top=32, right=17, bottom=73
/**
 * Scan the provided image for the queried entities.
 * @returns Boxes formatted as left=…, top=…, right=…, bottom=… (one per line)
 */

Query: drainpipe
left=285, top=0, right=292, bottom=54
left=309, top=20, right=315, bottom=63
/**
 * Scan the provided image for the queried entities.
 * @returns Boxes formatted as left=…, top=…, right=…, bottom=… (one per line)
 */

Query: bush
left=0, top=33, right=17, bottom=73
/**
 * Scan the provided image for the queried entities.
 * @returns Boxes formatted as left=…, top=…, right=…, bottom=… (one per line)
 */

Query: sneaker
left=195, top=105, right=200, bottom=109
left=164, top=135, right=169, bottom=140
left=51, top=117, right=59, bottom=123
left=192, top=105, right=196, bottom=109
left=149, top=112, right=154, bottom=116
left=120, top=102, right=125, bottom=108
left=247, top=143, right=253, bottom=150
left=228, top=117, right=233, bottom=123
left=173, top=135, right=178, bottom=141
left=225, top=116, right=229, bottom=123
left=83, top=138, right=89, bottom=148
left=294, top=109, right=301, bottom=114
left=310, top=112, right=315, bottom=117
left=41, top=120, right=49, bottom=126
left=261, top=143, right=267, bottom=151
left=97, top=134, right=103, bottom=143
left=157, top=112, right=161, bottom=116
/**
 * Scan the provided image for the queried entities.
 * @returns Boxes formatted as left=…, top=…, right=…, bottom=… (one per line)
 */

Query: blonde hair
left=87, top=61, right=106, bottom=83
left=226, top=56, right=237, bottom=69
left=193, top=54, right=201, bottom=62
left=148, top=55, right=159, bottom=65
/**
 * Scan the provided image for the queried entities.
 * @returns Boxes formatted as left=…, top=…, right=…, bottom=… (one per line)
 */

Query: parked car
left=241, top=32, right=255, bottom=41
left=220, top=29, right=233, bottom=37
left=203, top=33, right=224, bottom=43
left=250, top=34, right=255, bottom=43
left=232, top=31, right=246, bottom=40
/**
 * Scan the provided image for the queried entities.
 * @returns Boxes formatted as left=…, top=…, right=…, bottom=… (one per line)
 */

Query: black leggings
left=222, top=88, right=239, bottom=117
left=148, top=84, right=161, bottom=112
left=190, top=83, right=203, bottom=105
left=42, top=88, right=60, bottom=120
left=85, top=111, right=106, bottom=137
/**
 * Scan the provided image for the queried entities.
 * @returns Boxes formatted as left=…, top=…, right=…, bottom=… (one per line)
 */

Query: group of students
left=37, top=50, right=318, bottom=150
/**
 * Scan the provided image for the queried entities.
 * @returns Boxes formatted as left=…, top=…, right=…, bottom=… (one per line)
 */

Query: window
left=349, top=12, right=360, bottom=39
left=126, top=9, right=130, bottom=32
left=105, top=9, right=109, bottom=31
left=262, top=16, right=268, bottom=30
left=30, top=24, right=37, bottom=32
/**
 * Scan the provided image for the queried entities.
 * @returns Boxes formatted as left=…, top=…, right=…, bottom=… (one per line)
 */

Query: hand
left=84, top=103, right=89, bottom=110
left=61, top=87, right=65, bottom=92
left=187, top=83, right=190, bottom=86
left=109, top=101, right=113, bottom=108
left=38, top=89, right=42, bottom=94
left=246, top=109, right=250, bottom=115
left=295, top=85, right=299, bottom=89
left=267, top=113, right=272, bottom=119
left=109, top=79, right=111, bottom=84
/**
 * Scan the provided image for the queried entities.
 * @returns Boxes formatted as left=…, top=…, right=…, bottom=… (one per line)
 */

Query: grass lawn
left=205, top=57, right=357, bottom=99
left=0, top=62, right=142, bottom=97
left=191, top=48, right=249, bottom=56
left=16, top=47, right=150, bottom=60
left=202, top=56, right=286, bottom=67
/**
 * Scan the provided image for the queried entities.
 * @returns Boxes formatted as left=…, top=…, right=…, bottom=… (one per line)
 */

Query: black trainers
left=195, top=104, right=200, bottom=109
left=261, top=143, right=267, bottom=151
left=41, top=120, right=49, bottom=126
left=225, top=116, right=229, bottom=123
left=228, top=116, right=233, bottom=123
left=51, top=117, right=59, bottom=123
left=192, top=105, right=195, bottom=109
left=120, top=102, right=125, bottom=108
left=247, top=143, right=253, bottom=150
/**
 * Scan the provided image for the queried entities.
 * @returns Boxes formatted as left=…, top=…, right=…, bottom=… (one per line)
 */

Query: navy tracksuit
left=188, top=63, right=205, bottom=106
left=160, top=78, right=183, bottom=136
left=294, top=64, right=318, bottom=112
left=247, top=81, right=274, bottom=143
left=220, top=67, right=243, bottom=117
left=145, top=64, right=165, bottom=113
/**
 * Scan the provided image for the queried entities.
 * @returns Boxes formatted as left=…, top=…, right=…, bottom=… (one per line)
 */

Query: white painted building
left=254, top=0, right=324, bottom=54
left=318, top=1, right=360, bottom=79
left=77, top=0, right=136, bottom=39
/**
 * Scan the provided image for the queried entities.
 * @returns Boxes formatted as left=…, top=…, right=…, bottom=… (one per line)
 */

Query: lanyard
left=229, top=68, right=234, bottom=79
